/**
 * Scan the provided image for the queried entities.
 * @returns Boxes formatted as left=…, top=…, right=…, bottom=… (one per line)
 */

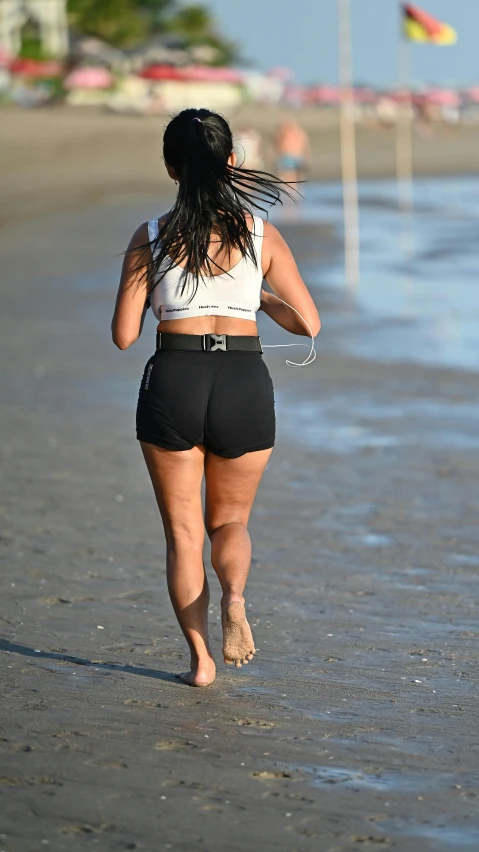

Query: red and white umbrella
left=139, top=65, right=183, bottom=81
left=422, top=88, right=460, bottom=107
left=139, top=64, right=243, bottom=84
left=64, top=67, right=114, bottom=90
left=10, top=58, right=63, bottom=77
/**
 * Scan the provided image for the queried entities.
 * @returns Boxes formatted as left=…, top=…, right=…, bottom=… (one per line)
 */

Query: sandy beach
left=2, top=104, right=479, bottom=224
left=1, top=109, right=479, bottom=851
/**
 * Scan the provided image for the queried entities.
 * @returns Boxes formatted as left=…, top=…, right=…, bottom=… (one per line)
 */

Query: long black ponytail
left=142, top=108, right=294, bottom=299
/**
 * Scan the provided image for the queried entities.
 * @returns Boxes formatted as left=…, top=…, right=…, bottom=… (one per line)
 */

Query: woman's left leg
left=140, top=442, right=216, bottom=686
left=204, top=448, right=273, bottom=667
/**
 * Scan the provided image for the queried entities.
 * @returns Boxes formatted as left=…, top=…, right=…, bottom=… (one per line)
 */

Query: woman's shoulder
left=147, top=212, right=169, bottom=231
left=260, top=220, right=293, bottom=266
left=262, top=220, right=282, bottom=240
left=244, top=213, right=278, bottom=236
left=131, top=213, right=169, bottom=246
left=245, top=211, right=266, bottom=233
left=127, top=221, right=150, bottom=250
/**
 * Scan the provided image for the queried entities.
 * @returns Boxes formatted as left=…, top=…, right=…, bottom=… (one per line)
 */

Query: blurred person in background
left=111, top=108, right=320, bottom=687
left=234, top=126, right=264, bottom=170
left=275, top=118, right=311, bottom=182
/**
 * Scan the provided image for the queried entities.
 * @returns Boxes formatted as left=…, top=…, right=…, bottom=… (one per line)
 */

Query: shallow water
left=273, top=175, right=479, bottom=372
left=270, top=176, right=479, bottom=455
left=276, top=386, right=479, bottom=453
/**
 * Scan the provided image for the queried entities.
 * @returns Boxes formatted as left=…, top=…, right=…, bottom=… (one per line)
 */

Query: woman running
left=112, top=108, right=320, bottom=687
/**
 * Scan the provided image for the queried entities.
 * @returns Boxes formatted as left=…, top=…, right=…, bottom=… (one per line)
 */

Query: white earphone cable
left=262, top=295, right=316, bottom=367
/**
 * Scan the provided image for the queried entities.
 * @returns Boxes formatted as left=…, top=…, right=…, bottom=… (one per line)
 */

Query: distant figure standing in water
left=111, top=108, right=320, bottom=687
left=275, top=119, right=311, bottom=183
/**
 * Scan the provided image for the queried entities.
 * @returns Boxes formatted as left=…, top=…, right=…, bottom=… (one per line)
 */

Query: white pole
left=396, top=36, right=414, bottom=214
left=338, top=0, right=360, bottom=291
left=396, top=29, right=415, bottom=317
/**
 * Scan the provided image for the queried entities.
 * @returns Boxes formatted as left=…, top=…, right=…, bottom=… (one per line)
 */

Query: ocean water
left=270, top=175, right=479, bottom=453
left=273, top=175, right=479, bottom=372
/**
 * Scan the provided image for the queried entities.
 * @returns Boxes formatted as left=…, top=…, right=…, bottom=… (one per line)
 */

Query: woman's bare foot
left=222, top=596, right=256, bottom=668
left=178, top=655, right=216, bottom=687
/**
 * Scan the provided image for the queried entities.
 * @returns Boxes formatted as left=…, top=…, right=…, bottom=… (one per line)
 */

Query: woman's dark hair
left=139, top=107, right=294, bottom=299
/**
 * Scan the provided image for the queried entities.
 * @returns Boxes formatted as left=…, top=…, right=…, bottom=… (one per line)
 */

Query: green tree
left=166, top=4, right=239, bottom=65
left=67, top=0, right=239, bottom=63
left=20, top=17, right=45, bottom=59
left=136, top=0, right=176, bottom=30
left=68, top=0, right=147, bottom=48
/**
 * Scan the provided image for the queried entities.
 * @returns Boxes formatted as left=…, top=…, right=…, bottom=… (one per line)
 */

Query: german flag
left=402, top=3, right=457, bottom=44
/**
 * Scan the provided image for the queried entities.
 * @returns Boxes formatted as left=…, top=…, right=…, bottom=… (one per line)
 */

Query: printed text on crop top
left=148, top=215, right=264, bottom=322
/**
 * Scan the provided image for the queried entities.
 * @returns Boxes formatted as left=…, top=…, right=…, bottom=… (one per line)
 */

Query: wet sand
left=1, top=180, right=479, bottom=849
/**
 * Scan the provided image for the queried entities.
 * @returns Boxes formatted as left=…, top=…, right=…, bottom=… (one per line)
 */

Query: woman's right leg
left=140, top=441, right=215, bottom=687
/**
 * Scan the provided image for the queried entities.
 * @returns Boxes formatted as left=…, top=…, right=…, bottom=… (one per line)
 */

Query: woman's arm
left=111, top=222, right=151, bottom=350
left=259, top=288, right=314, bottom=335
left=260, top=222, right=321, bottom=337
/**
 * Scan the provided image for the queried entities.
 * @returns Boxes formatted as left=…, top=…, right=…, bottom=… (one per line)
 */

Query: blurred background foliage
left=66, top=0, right=239, bottom=64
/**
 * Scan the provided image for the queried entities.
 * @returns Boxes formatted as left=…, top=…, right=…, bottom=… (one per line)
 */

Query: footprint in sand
left=252, top=770, right=291, bottom=779
left=59, top=823, right=113, bottom=836
left=155, top=740, right=189, bottom=751
left=0, top=776, right=62, bottom=787
left=40, top=596, right=71, bottom=605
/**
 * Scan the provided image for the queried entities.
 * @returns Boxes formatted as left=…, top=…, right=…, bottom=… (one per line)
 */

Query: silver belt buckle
left=208, top=333, right=227, bottom=352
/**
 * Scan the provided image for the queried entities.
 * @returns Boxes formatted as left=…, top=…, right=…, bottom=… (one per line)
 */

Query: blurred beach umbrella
left=139, top=64, right=243, bottom=83
left=305, top=85, right=341, bottom=105
left=423, top=88, right=460, bottom=107
left=139, top=64, right=183, bottom=80
left=178, top=66, right=243, bottom=83
left=64, top=67, right=114, bottom=90
left=10, top=59, right=64, bottom=78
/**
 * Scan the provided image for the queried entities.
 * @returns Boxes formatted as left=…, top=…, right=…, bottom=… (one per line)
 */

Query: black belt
left=156, top=332, right=262, bottom=353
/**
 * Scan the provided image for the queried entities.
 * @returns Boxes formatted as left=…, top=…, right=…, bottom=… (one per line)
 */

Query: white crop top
left=148, top=215, right=264, bottom=322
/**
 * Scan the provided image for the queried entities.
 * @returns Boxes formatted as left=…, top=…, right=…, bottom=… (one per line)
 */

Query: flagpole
left=396, top=13, right=416, bottom=320
left=338, top=0, right=360, bottom=291
left=396, top=25, right=413, bottom=214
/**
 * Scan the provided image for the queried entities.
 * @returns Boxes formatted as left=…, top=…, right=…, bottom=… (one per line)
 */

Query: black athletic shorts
left=136, top=350, right=275, bottom=458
